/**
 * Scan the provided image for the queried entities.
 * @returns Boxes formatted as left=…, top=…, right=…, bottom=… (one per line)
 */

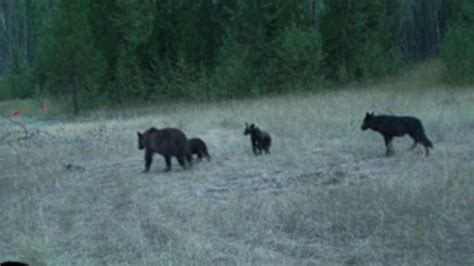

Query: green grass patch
left=361, top=58, right=445, bottom=91
left=0, top=98, right=67, bottom=118
left=0, top=77, right=12, bottom=101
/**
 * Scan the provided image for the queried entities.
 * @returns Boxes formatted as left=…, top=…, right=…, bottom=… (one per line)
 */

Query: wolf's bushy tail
left=419, top=127, right=433, bottom=149
left=422, top=136, right=433, bottom=148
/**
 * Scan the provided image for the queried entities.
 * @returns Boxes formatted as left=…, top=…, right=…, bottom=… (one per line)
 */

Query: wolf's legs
left=384, top=135, right=394, bottom=156
left=424, top=146, right=430, bottom=157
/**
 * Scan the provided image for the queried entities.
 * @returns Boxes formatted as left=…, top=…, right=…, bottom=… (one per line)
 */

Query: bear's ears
left=365, top=112, right=374, bottom=117
left=244, top=122, right=256, bottom=128
left=137, top=131, right=142, bottom=137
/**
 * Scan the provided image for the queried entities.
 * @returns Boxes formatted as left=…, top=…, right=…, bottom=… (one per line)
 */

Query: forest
left=1, top=2, right=474, bottom=265
left=1, top=0, right=473, bottom=113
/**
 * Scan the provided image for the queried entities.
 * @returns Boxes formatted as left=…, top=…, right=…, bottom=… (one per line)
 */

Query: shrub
left=271, top=24, right=324, bottom=91
left=441, top=23, right=474, bottom=84
left=209, top=37, right=255, bottom=98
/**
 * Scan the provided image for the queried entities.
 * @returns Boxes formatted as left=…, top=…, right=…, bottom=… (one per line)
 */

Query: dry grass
left=1, top=75, right=473, bottom=265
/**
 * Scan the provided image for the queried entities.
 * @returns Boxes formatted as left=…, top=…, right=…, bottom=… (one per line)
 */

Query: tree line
left=0, top=0, right=473, bottom=113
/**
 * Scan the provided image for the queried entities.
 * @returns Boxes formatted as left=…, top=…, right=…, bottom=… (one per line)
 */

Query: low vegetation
left=0, top=67, right=473, bottom=264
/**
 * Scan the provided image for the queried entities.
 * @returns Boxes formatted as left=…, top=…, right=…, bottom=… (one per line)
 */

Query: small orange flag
left=12, top=110, right=22, bottom=117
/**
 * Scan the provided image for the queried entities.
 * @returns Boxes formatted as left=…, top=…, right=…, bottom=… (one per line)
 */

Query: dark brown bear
left=188, top=138, right=211, bottom=161
left=137, top=127, right=192, bottom=172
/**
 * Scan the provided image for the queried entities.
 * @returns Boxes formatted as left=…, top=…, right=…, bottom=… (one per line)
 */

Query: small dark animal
left=1, top=262, right=29, bottom=266
left=361, top=112, right=433, bottom=156
left=188, top=138, right=211, bottom=161
left=137, top=127, right=193, bottom=172
left=243, top=123, right=272, bottom=155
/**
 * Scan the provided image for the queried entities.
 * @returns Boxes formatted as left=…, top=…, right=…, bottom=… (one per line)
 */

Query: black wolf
left=243, top=123, right=272, bottom=155
left=361, top=112, right=433, bottom=156
left=137, top=127, right=192, bottom=172
left=188, top=138, right=211, bottom=161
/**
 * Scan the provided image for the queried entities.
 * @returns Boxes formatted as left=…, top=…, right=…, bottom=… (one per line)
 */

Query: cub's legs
left=203, top=150, right=211, bottom=161
left=252, top=140, right=262, bottom=155
left=263, top=147, right=270, bottom=154
left=262, top=137, right=271, bottom=154
left=176, top=155, right=186, bottom=169
left=251, top=140, right=259, bottom=155
left=262, top=140, right=271, bottom=154
left=185, top=153, right=193, bottom=168
left=197, top=152, right=203, bottom=161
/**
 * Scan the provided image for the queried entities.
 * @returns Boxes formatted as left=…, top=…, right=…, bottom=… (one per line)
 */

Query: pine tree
left=320, top=0, right=395, bottom=81
left=112, top=0, right=156, bottom=102
left=37, top=0, right=105, bottom=114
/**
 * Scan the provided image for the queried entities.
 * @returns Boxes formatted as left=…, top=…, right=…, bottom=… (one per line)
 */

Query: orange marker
left=12, top=110, right=21, bottom=117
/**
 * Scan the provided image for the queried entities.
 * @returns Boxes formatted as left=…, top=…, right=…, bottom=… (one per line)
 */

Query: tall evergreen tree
left=37, top=0, right=105, bottom=114
left=112, top=0, right=155, bottom=102
left=320, top=0, right=394, bottom=81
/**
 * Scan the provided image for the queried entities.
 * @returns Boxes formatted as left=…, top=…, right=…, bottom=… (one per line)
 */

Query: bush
left=209, top=37, right=255, bottom=98
left=356, top=40, right=400, bottom=80
left=441, top=23, right=474, bottom=84
left=158, top=55, right=201, bottom=100
left=271, top=25, right=325, bottom=91
left=0, top=78, right=11, bottom=101
left=9, top=68, right=37, bottom=99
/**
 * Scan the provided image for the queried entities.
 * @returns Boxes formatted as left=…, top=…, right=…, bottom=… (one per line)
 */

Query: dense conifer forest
left=0, top=0, right=473, bottom=112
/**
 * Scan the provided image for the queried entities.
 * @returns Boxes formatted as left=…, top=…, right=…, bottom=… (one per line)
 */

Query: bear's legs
left=164, top=155, right=172, bottom=171
left=177, top=155, right=188, bottom=169
left=143, top=150, right=154, bottom=172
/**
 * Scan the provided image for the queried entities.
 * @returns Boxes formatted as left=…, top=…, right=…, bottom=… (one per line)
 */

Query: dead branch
left=0, top=117, right=56, bottom=146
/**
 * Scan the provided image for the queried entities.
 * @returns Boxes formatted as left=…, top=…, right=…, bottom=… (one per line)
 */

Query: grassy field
left=1, top=64, right=473, bottom=265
